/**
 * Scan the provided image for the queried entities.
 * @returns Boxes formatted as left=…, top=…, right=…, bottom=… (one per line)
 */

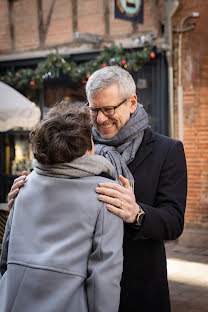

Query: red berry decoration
left=82, top=79, right=86, bottom=84
left=30, top=81, right=35, bottom=86
left=122, top=60, right=126, bottom=65
left=86, top=74, right=91, bottom=79
left=150, top=52, right=156, bottom=59
left=102, top=63, right=107, bottom=68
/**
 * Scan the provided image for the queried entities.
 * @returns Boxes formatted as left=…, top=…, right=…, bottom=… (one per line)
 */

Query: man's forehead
left=88, top=84, right=121, bottom=106
left=88, top=96, right=121, bottom=108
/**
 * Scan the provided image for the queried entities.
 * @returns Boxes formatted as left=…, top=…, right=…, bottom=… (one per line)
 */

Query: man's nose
left=96, top=110, right=109, bottom=124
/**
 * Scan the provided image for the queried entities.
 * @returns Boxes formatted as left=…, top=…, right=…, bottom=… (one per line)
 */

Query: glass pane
left=5, top=133, right=33, bottom=176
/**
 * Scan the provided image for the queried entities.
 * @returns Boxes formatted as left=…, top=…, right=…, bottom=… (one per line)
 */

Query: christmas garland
left=0, top=43, right=155, bottom=90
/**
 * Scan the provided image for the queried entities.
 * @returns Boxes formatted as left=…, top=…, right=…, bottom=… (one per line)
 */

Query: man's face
left=88, top=84, right=137, bottom=139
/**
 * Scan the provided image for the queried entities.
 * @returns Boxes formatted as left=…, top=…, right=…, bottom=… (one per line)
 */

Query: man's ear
left=129, top=94, right=137, bottom=114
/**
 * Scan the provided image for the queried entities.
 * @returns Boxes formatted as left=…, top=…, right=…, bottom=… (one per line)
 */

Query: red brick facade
left=173, top=0, right=208, bottom=230
left=0, top=0, right=207, bottom=234
left=0, top=0, right=160, bottom=53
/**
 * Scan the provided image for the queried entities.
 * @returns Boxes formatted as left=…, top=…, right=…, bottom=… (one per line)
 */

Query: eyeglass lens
left=86, top=98, right=127, bottom=116
left=89, top=107, right=115, bottom=116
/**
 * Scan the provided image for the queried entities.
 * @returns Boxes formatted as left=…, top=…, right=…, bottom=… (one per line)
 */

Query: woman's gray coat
left=0, top=171, right=123, bottom=312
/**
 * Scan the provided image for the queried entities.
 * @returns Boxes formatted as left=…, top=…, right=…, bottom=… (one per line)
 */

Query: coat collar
left=128, top=127, right=155, bottom=172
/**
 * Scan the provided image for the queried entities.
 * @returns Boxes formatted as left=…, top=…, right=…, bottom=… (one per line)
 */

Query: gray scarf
left=33, top=155, right=115, bottom=179
left=92, top=104, right=149, bottom=184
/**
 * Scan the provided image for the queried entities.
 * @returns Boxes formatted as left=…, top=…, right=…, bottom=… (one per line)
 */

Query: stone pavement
left=166, top=241, right=208, bottom=312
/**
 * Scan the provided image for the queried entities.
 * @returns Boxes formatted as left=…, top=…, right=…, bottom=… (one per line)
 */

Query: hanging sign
left=114, top=0, right=144, bottom=23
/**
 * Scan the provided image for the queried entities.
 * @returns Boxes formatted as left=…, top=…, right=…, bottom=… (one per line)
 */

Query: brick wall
left=14, top=0, right=39, bottom=50
left=173, top=0, right=208, bottom=229
left=0, top=0, right=12, bottom=52
left=44, top=0, right=73, bottom=46
left=77, top=0, right=105, bottom=35
left=0, top=0, right=159, bottom=53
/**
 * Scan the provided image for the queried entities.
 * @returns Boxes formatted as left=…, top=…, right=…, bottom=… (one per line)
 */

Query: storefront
left=0, top=49, right=168, bottom=203
left=0, top=81, right=41, bottom=202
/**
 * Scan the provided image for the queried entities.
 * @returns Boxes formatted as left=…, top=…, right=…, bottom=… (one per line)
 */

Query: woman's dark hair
left=30, top=101, right=92, bottom=165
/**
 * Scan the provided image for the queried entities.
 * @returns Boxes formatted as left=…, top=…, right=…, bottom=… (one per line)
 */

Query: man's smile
left=100, top=123, right=115, bottom=129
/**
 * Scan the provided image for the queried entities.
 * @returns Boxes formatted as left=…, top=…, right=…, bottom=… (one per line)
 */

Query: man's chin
left=95, top=125, right=118, bottom=139
left=99, top=131, right=117, bottom=139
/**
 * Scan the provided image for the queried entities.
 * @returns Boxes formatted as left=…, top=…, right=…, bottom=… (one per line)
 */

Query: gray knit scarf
left=92, top=104, right=149, bottom=185
left=33, top=155, right=115, bottom=179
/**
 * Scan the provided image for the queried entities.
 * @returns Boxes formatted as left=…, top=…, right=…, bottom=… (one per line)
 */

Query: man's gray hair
left=85, top=66, right=136, bottom=100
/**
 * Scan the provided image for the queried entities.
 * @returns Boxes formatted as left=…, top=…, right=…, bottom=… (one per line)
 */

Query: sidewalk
left=166, top=241, right=208, bottom=312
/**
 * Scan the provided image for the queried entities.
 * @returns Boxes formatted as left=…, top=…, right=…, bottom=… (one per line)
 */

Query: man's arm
left=96, top=140, right=187, bottom=241
left=133, top=140, right=187, bottom=241
left=86, top=203, right=123, bottom=312
left=8, top=172, right=28, bottom=209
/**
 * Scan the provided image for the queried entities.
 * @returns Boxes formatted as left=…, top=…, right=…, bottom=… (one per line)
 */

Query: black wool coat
left=119, top=127, right=187, bottom=312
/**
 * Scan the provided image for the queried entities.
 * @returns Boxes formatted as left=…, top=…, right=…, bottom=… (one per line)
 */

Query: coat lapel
left=128, top=128, right=155, bottom=172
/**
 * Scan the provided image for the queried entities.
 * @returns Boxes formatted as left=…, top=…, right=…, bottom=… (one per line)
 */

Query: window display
left=4, top=133, right=33, bottom=176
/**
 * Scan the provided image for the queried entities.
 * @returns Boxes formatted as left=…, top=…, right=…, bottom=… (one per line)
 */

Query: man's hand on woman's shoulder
left=8, top=171, right=28, bottom=209
left=96, top=175, right=140, bottom=223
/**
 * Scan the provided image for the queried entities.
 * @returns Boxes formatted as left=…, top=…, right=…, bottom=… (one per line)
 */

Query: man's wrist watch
left=134, top=205, right=145, bottom=227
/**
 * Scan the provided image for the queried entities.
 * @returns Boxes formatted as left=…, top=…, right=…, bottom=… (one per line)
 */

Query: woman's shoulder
left=84, top=175, right=118, bottom=185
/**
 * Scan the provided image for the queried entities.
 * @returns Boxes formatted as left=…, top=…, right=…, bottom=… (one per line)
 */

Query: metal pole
left=177, top=30, right=183, bottom=141
left=164, top=0, right=179, bottom=138
left=176, top=12, right=200, bottom=141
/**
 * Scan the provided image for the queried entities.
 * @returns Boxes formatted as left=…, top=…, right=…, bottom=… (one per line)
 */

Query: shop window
left=43, top=85, right=86, bottom=114
left=5, top=133, right=33, bottom=176
left=0, top=85, right=86, bottom=202
left=0, top=131, right=32, bottom=202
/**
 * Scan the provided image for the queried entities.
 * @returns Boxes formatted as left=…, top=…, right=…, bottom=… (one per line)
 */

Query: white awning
left=0, top=81, right=41, bottom=132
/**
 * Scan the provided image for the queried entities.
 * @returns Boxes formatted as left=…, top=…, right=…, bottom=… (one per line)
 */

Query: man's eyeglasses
left=85, top=98, right=127, bottom=117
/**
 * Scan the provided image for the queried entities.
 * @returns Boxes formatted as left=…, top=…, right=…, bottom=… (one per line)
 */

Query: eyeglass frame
left=84, top=98, right=128, bottom=117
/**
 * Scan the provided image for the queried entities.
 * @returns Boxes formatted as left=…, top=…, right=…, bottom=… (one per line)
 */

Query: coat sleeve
left=0, top=207, right=14, bottom=276
left=127, top=140, right=187, bottom=241
left=86, top=203, right=123, bottom=312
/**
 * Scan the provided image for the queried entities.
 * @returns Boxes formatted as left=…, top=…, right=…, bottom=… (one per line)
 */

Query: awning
left=0, top=81, right=41, bottom=132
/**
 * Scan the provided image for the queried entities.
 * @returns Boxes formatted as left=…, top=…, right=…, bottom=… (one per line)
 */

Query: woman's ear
left=91, top=137, right=95, bottom=154
left=85, top=136, right=94, bottom=155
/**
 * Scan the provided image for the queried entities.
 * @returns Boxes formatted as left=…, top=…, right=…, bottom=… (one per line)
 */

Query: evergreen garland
left=0, top=43, right=155, bottom=90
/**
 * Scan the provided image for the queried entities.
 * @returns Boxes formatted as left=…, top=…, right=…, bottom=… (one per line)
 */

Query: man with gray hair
left=8, top=66, right=187, bottom=312
left=85, top=66, right=187, bottom=312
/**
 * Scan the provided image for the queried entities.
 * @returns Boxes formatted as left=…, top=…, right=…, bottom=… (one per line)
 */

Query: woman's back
left=0, top=171, right=123, bottom=312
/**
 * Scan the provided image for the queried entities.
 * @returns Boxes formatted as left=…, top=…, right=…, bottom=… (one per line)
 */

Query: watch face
left=136, top=210, right=145, bottom=226
left=139, top=212, right=145, bottom=224
left=116, top=0, right=142, bottom=17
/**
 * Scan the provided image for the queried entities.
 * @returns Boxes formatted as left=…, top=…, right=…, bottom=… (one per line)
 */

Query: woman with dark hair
left=0, top=102, right=123, bottom=312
